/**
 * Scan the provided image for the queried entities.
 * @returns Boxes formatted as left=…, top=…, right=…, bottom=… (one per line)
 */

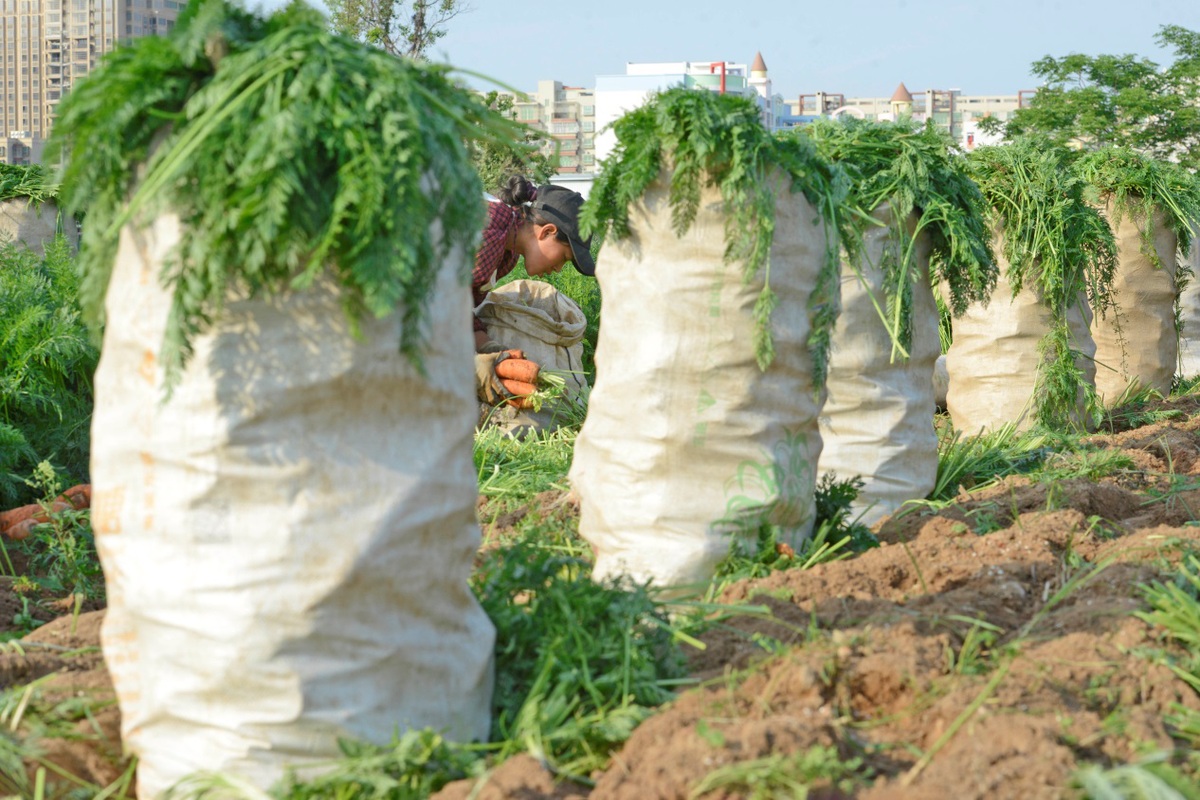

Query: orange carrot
left=501, top=379, right=538, bottom=409
left=6, top=517, right=38, bottom=540
left=495, top=358, right=540, bottom=384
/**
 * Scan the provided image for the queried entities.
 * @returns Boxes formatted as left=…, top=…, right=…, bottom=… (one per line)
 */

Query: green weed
left=689, top=744, right=869, bottom=799
left=0, top=674, right=132, bottom=799
left=15, top=462, right=103, bottom=601
left=940, top=616, right=1003, bottom=675
left=1074, top=753, right=1200, bottom=800
left=1135, top=555, right=1200, bottom=692
left=929, top=423, right=1051, bottom=501
left=1102, top=384, right=1181, bottom=432
left=473, top=424, right=576, bottom=503
left=473, top=530, right=688, bottom=780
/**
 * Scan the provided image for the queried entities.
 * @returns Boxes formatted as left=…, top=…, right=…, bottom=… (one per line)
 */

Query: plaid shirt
left=472, top=201, right=522, bottom=334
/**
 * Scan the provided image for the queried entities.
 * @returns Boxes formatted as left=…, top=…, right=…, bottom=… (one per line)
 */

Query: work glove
left=475, top=349, right=540, bottom=409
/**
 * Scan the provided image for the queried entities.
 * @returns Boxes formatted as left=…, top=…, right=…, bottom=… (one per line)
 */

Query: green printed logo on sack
left=717, top=427, right=814, bottom=541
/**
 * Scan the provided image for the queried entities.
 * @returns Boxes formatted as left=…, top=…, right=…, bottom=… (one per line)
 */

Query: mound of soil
left=0, top=609, right=127, bottom=793
left=11, top=412, right=1200, bottom=798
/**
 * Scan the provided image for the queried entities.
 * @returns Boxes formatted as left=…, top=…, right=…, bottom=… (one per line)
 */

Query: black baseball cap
left=531, top=184, right=596, bottom=276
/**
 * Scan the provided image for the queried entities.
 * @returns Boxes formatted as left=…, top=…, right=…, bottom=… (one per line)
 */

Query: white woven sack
left=818, top=206, right=939, bottom=526
left=947, top=236, right=1095, bottom=434
left=1092, top=202, right=1178, bottom=403
left=1178, top=224, right=1200, bottom=379
left=91, top=212, right=494, bottom=797
left=0, top=198, right=77, bottom=255
left=475, top=279, right=588, bottom=398
left=569, top=172, right=828, bottom=591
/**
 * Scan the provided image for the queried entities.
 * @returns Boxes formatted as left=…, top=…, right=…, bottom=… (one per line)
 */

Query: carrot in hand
left=500, top=379, right=538, bottom=409
left=495, top=357, right=540, bottom=385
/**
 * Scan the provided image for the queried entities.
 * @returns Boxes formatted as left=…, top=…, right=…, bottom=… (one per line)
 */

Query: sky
left=277, top=0, right=1200, bottom=101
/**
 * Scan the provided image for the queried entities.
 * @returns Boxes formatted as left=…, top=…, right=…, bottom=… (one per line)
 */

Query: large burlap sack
left=0, top=198, right=78, bottom=255
left=818, top=206, right=939, bottom=527
left=475, top=279, right=588, bottom=432
left=92, top=212, right=494, bottom=797
left=946, top=237, right=1095, bottom=434
left=569, top=172, right=828, bottom=591
left=475, top=280, right=587, bottom=395
left=1091, top=203, right=1178, bottom=402
left=1178, top=225, right=1200, bottom=379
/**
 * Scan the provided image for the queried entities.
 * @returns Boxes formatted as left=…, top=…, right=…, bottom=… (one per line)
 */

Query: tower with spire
left=747, top=51, right=776, bottom=129
left=890, top=82, right=914, bottom=118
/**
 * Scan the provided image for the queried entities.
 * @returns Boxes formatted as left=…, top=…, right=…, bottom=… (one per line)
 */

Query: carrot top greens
left=801, top=117, right=996, bottom=359
left=48, top=0, right=523, bottom=389
left=1075, top=145, right=1200, bottom=266
left=580, top=87, right=851, bottom=383
left=968, top=137, right=1119, bottom=429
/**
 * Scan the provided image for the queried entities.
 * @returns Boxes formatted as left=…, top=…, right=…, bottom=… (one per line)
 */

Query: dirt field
left=7, top=407, right=1200, bottom=798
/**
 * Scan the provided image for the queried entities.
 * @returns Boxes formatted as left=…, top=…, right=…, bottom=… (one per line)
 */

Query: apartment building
left=789, top=83, right=1036, bottom=150
left=0, top=0, right=180, bottom=164
left=501, top=79, right=598, bottom=174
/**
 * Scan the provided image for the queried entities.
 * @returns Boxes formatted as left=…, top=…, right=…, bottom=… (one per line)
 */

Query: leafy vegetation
left=0, top=238, right=96, bottom=506
left=0, top=163, right=60, bottom=206
left=1074, top=146, right=1200, bottom=267
left=474, top=531, right=686, bottom=779
left=967, top=137, right=1118, bottom=429
left=580, top=87, right=851, bottom=380
left=1003, top=25, right=1200, bottom=171
left=14, top=463, right=102, bottom=601
left=47, top=0, right=523, bottom=390
left=801, top=117, right=995, bottom=357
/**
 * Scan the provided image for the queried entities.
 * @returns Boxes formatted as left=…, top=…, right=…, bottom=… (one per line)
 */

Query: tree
left=1004, top=25, right=1200, bottom=171
left=471, top=92, right=557, bottom=193
left=326, top=0, right=466, bottom=59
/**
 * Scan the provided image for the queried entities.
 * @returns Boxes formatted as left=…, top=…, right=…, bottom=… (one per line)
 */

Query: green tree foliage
left=1005, top=25, right=1200, bottom=170
left=472, top=92, right=556, bottom=193
left=325, top=0, right=462, bottom=58
left=0, top=238, right=97, bottom=505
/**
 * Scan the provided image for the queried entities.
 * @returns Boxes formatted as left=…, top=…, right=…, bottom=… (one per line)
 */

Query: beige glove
left=475, top=350, right=540, bottom=408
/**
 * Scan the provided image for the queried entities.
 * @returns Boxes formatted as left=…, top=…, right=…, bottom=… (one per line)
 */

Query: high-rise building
left=500, top=80, right=597, bottom=174
left=0, top=0, right=180, bottom=164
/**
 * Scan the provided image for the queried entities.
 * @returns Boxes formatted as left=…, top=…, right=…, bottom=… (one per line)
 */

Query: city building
left=789, top=83, right=1036, bottom=150
left=0, top=0, right=181, bottom=164
left=495, top=79, right=597, bottom=174
left=593, top=53, right=786, bottom=164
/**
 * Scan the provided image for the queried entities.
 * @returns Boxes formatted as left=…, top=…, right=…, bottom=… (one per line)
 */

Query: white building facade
left=594, top=53, right=785, bottom=165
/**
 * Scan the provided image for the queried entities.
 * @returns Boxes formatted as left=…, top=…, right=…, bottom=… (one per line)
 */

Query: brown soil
left=10, top=412, right=1200, bottom=798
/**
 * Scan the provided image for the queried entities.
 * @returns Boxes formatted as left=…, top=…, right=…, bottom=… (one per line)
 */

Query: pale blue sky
left=265, top=0, right=1200, bottom=100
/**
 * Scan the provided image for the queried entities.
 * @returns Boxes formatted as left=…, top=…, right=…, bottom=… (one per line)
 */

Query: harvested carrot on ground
left=0, top=483, right=91, bottom=539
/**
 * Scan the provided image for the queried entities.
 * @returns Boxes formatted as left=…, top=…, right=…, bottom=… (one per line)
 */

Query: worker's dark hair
left=496, top=174, right=571, bottom=246
left=496, top=174, right=537, bottom=206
